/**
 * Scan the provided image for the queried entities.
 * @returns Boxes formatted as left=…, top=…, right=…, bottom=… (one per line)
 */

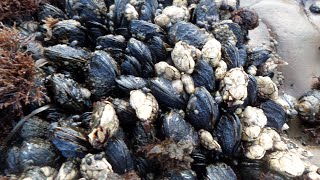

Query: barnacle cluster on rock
left=0, top=0, right=319, bottom=179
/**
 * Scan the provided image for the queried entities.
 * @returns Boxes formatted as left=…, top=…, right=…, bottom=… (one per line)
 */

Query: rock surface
left=242, top=0, right=320, bottom=97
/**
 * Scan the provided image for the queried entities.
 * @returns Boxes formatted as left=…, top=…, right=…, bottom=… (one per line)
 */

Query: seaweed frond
left=0, top=24, right=46, bottom=115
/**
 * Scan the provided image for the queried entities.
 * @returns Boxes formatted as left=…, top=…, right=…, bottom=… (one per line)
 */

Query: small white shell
left=244, top=144, right=266, bottom=160
left=155, top=61, right=181, bottom=80
left=201, top=38, right=222, bottom=67
left=130, top=89, right=159, bottom=122
left=171, top=41, right=200, bottom=74
left=89, top=101, right=119, bottom=148
left=124, top=4, right=139, bottom=21
left=256, top=76, right=278, bottom=100
left=215, top=60, right=228, bottom=80
left=220, top=68, right=248, bottom=106
left=241, top=106, right=267, bottom=128
left=267, top=151, right=305, bottom=177
left=181, top=74, right=195, bottom=94
left=80, top=153, right=113, bottom=179
left=199, top=129, right=221, bottom=151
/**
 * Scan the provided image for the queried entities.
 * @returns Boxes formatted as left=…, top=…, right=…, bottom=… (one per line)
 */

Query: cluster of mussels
left=1, top=0, right=317, bottom=179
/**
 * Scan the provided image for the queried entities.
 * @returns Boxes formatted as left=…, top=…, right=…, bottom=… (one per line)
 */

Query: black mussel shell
left=86, top=21, right=109, bottom=44
left=215, top=114, right=241, bottom=156
left=247, top=47, right=272, bottom=67
left=47, top=73, right=92, bottom=113
left=194, top=0, right=219, bottom=30
left=49, top=123, right=92, bottom=158
left=44, top=44, right=91, bottom=77
left=168, top=21, right=209, bottom=49
left=121, top=55, right=142, bottom=76
left=129, top=20, right=165, bottom=41
left=205, top=163, right=237, bottom=180
left=146, top=36, right=168, bottom=63
left=161, top=110, right=199, bottom=145
left=115, top=75, right=148, bottom=94
left=112, top=98, right=138, bottom=129
left=150, top=77, right=187, bottom=109
left=260, top=100, right=287, bottom=130
left=86, top=50, right=119, bottom=99
left=222, top=41, right=240, bottom=69
left=243, top=75, right=258, bottom=106
left=51, top=20, right=88, bottom=47
left=19, top=117, right=50, bottom=141
left=38, top=3, right=66, bottom=21
left=127, top=38, right=155, bottom=78
left=186, top=87, right=219, bottom=131
left=104, top=138, right=135, bottom=175
left=163, top=169, right=197, bottom=180
left=6, top=138, right=61, bottom=174
left=96, top=34, right=126, bottom=61
left=192, top=60, right=215, bottom=92
left=65, top=0, right=107, bottom=24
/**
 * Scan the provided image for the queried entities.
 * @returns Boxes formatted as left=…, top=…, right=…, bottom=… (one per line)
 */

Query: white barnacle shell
left=215, top=60, right=228, bottom=80
left=181, top=74, right=195, bottom=94
left=241, top=106, right=267, bottom=127
left=124, top=4, right=139, bottom=21
left=199, top=129, right=221, bottom=151
left=267, top=151, right=305, bottom=177
left=130, top=89, right=159, bottom=123
left=154, top=14, right=171, bottom=28
left=242, top=125, right=262, bottom=141
left=56, top=161, right=80, bottom=180
left=220, top=68, right=248, bottom=106
left=201, top=38, right=222, bottom=67
left=80, top=153, right=113, bottom=179
left=244, top=144, right=266, bottom=160
left=171, top=41, right=200, bottom=74
left=173, top=0, right=188, bottom=7
left=155, top=5, right=190, bottom=28
left=256, top=76, right=278, bottom=100
left=88, top=101, right=119, bottom=149
left=155, top=61, right=181, bottom=80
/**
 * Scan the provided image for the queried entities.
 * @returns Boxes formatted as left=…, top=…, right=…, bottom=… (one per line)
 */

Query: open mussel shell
left=85, top=50, right=119, bottom=99
left=215, top=113, right=241, bottom=156
left=205, top=163, right=237, bottom=180
left=104, top=138, right=135, bottom=175
left=115, top=75, right=148, bottom=94
left=127, top=38, right=155, bottom=78
left=129, top=20, right=165, bottom=41
left=49, top=123, right=92, bottom=158
left=186, top=87, right=220, bottom=131
left=150, top=77, right=187, bottom=109
left=168, top=21, right=209, bottom=49
left=260, top=100, right=287, bottom=130
left=161, top=110, right=199, bottom=145
left=192, top=60, right=216, bottom=92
